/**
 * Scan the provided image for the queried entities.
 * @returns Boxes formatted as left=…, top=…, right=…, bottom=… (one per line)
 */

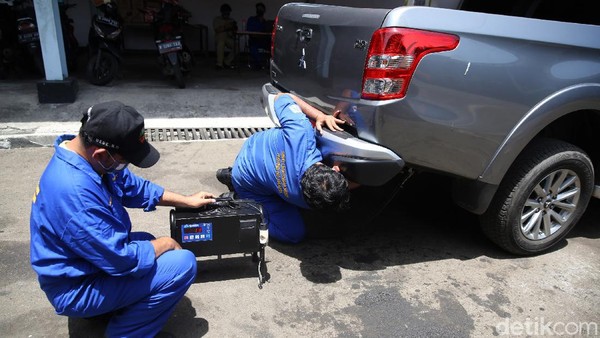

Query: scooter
left=151, top=0, right=193, bottom=88
left=0, top=0, right=17, bottom=78
left=14, top=0, right=43, bottom=75
left=86, top=0, right=122, bottom=86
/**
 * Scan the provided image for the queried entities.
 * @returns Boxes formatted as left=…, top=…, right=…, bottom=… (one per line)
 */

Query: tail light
left=270, top=16, right=279, bottom=58
left=18, top=21, right=35, bottom=32
left=361, top=28, right=459, bottom=100
left=159, top=24, right=174, bottom=34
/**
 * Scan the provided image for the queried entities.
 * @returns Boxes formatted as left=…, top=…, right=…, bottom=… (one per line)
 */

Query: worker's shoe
left=216, top=167, right=234, bottom=192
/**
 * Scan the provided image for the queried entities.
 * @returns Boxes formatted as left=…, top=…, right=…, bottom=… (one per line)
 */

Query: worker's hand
left=314, top=113, right=345, bottom=134
left=159, top=191, right=216, bottom=208
left=151, top=237, right=182, bottom=259
left=185, top=191, right=217, bottom=208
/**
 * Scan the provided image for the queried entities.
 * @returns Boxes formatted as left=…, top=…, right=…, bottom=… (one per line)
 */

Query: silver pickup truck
left=261, top=0, right=600, bottom=255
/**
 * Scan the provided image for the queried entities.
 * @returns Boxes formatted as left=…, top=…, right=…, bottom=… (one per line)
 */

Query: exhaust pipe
left=593, top=185, right=600, bottom=199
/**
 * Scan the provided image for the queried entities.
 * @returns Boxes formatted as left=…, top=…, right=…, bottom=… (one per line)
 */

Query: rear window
left=460, top=0, right=599, bottom=25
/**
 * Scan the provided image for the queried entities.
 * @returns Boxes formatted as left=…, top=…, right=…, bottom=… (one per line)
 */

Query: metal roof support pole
left=34, top=0, right=78, bottom=103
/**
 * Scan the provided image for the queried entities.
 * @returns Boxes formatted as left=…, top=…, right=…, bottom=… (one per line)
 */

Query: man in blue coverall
left=227, top=93, right=351, bottom=243
left=245, top=2, right=271, bottom=70
left=30, top=101, right=216, bottom=337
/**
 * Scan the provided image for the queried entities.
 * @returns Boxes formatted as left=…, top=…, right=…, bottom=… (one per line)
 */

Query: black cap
left=81, top=101, right=160, bottom=168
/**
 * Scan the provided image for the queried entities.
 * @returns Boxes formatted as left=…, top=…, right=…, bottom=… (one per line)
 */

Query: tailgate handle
left=295, top=28, right=313, bottom=43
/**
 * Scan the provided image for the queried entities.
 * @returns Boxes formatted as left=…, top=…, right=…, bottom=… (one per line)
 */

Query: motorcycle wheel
left=181, top=48, right=194, bottom=71
left=174, top=64, right=185, bottom=89
left=86, top=52, right=118, bottom=86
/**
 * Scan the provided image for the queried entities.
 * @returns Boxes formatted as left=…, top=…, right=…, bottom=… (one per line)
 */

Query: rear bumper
left=261, top=83, right=405, bottom=186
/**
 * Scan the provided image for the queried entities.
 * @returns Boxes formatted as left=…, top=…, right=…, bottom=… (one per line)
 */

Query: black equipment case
left=170, top=197, right=269, bottom=288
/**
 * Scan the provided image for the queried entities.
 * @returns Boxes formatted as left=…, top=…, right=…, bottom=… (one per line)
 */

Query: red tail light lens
left=159, top=24, right=174, bottom=33
left=18, top=22, right=35, bottom=31
left=271, top=16, right=279, bottom=58
left=361, top=28, right=459, bottom=100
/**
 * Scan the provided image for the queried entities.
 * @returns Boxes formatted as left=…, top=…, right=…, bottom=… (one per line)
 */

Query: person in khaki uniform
left=213, top=3, right=237, bottom=69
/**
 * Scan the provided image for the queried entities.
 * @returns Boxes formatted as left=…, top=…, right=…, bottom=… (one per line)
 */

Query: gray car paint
left=269, top=3, right=600, bottom=213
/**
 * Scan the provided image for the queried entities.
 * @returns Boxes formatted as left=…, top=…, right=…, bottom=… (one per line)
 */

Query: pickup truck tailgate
left=272, top=3, right=390, bottom=102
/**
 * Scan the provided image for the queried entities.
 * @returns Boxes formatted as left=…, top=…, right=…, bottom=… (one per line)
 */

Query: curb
left=0, top=117, right=275, bottom=149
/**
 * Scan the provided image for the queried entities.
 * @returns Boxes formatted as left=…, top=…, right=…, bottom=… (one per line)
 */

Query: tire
left=181, top=48, right=194, bottom=71
left=174, top=64, right=185, bottom=89
left=86, top=52, right=118, bottom=86
left=481, top=138, right=594, bottom=255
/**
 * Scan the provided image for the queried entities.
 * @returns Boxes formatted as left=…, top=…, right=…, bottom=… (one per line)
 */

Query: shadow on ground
left=271, top=173, right=600, bottom=284
left=67, top=296, right=208, bottom=338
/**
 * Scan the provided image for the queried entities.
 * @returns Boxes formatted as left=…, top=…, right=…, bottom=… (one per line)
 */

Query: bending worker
left=220, top=93, right=351, bottom=243
left=30, top=101, right=216, bottom=337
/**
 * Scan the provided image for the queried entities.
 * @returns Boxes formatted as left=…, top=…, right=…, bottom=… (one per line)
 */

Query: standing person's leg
left=249, top=39, right=260, bottom=68
left=224, top=36, right=235, bottom=67
left=215, top=35, right=226, bottom=67
left=258, top=36, right=270, bottom=68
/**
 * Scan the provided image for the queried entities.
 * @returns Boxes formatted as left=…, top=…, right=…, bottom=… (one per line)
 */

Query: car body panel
left=269, top=2, right=600, bottom=213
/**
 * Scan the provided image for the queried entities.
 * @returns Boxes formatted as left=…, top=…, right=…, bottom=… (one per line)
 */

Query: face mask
left=113, top=162, right=128, bottom=171
left=98, top=150, right=128, bottom=172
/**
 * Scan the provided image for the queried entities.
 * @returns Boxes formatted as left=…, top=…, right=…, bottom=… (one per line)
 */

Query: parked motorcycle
left=151, top=0, right=193, bottom=88
left=13, top=0, right=43, bottom=75
left=86, top=0, right=123, bottom=86
left=0, top=0, right=17, bottom=78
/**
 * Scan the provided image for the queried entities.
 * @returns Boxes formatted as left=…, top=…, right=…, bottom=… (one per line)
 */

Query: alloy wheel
left=520, top=169, right=580, bottom=240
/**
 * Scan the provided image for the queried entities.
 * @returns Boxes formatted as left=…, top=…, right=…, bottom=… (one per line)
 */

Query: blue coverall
left=30, top=135, right=197, bottom=337
left=231, top=94, right=322, bottom=243
left=245, top=14, right=270, bottom=68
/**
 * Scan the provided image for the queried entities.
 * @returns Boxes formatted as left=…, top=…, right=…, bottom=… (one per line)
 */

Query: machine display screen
left=184, top=226, right=204, bottom=234
left=181, top=223, right=213, bottom=242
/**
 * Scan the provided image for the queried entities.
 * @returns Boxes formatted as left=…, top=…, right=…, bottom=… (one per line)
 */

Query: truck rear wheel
left=481, top=138, right=594, bottom=255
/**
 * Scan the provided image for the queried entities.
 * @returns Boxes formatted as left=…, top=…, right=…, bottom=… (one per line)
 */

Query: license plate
left=96, top=15, right=120, bottom=28
left=157, top=40, right=182, bottom=54
left=18, top=32, right=39, bottom=44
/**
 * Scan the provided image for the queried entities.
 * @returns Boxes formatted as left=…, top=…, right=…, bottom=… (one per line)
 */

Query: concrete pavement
left=1, top=141, right=599, bottom=337
left=0, top=54, right=599, bottom=337
left=0, top=52, right=273, bottom=148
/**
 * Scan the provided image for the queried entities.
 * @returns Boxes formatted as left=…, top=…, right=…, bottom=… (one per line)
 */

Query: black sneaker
left=216, top=167, right=234, bottom=191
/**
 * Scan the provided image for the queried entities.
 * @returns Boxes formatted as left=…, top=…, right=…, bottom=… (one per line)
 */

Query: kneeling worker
left=221, top=93, right=351, bottom=243
left=30, top=101, right=216, bottom=337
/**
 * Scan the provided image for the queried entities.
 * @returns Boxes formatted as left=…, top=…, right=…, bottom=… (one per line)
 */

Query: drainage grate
left=146, top=127, right=271, bottom=142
